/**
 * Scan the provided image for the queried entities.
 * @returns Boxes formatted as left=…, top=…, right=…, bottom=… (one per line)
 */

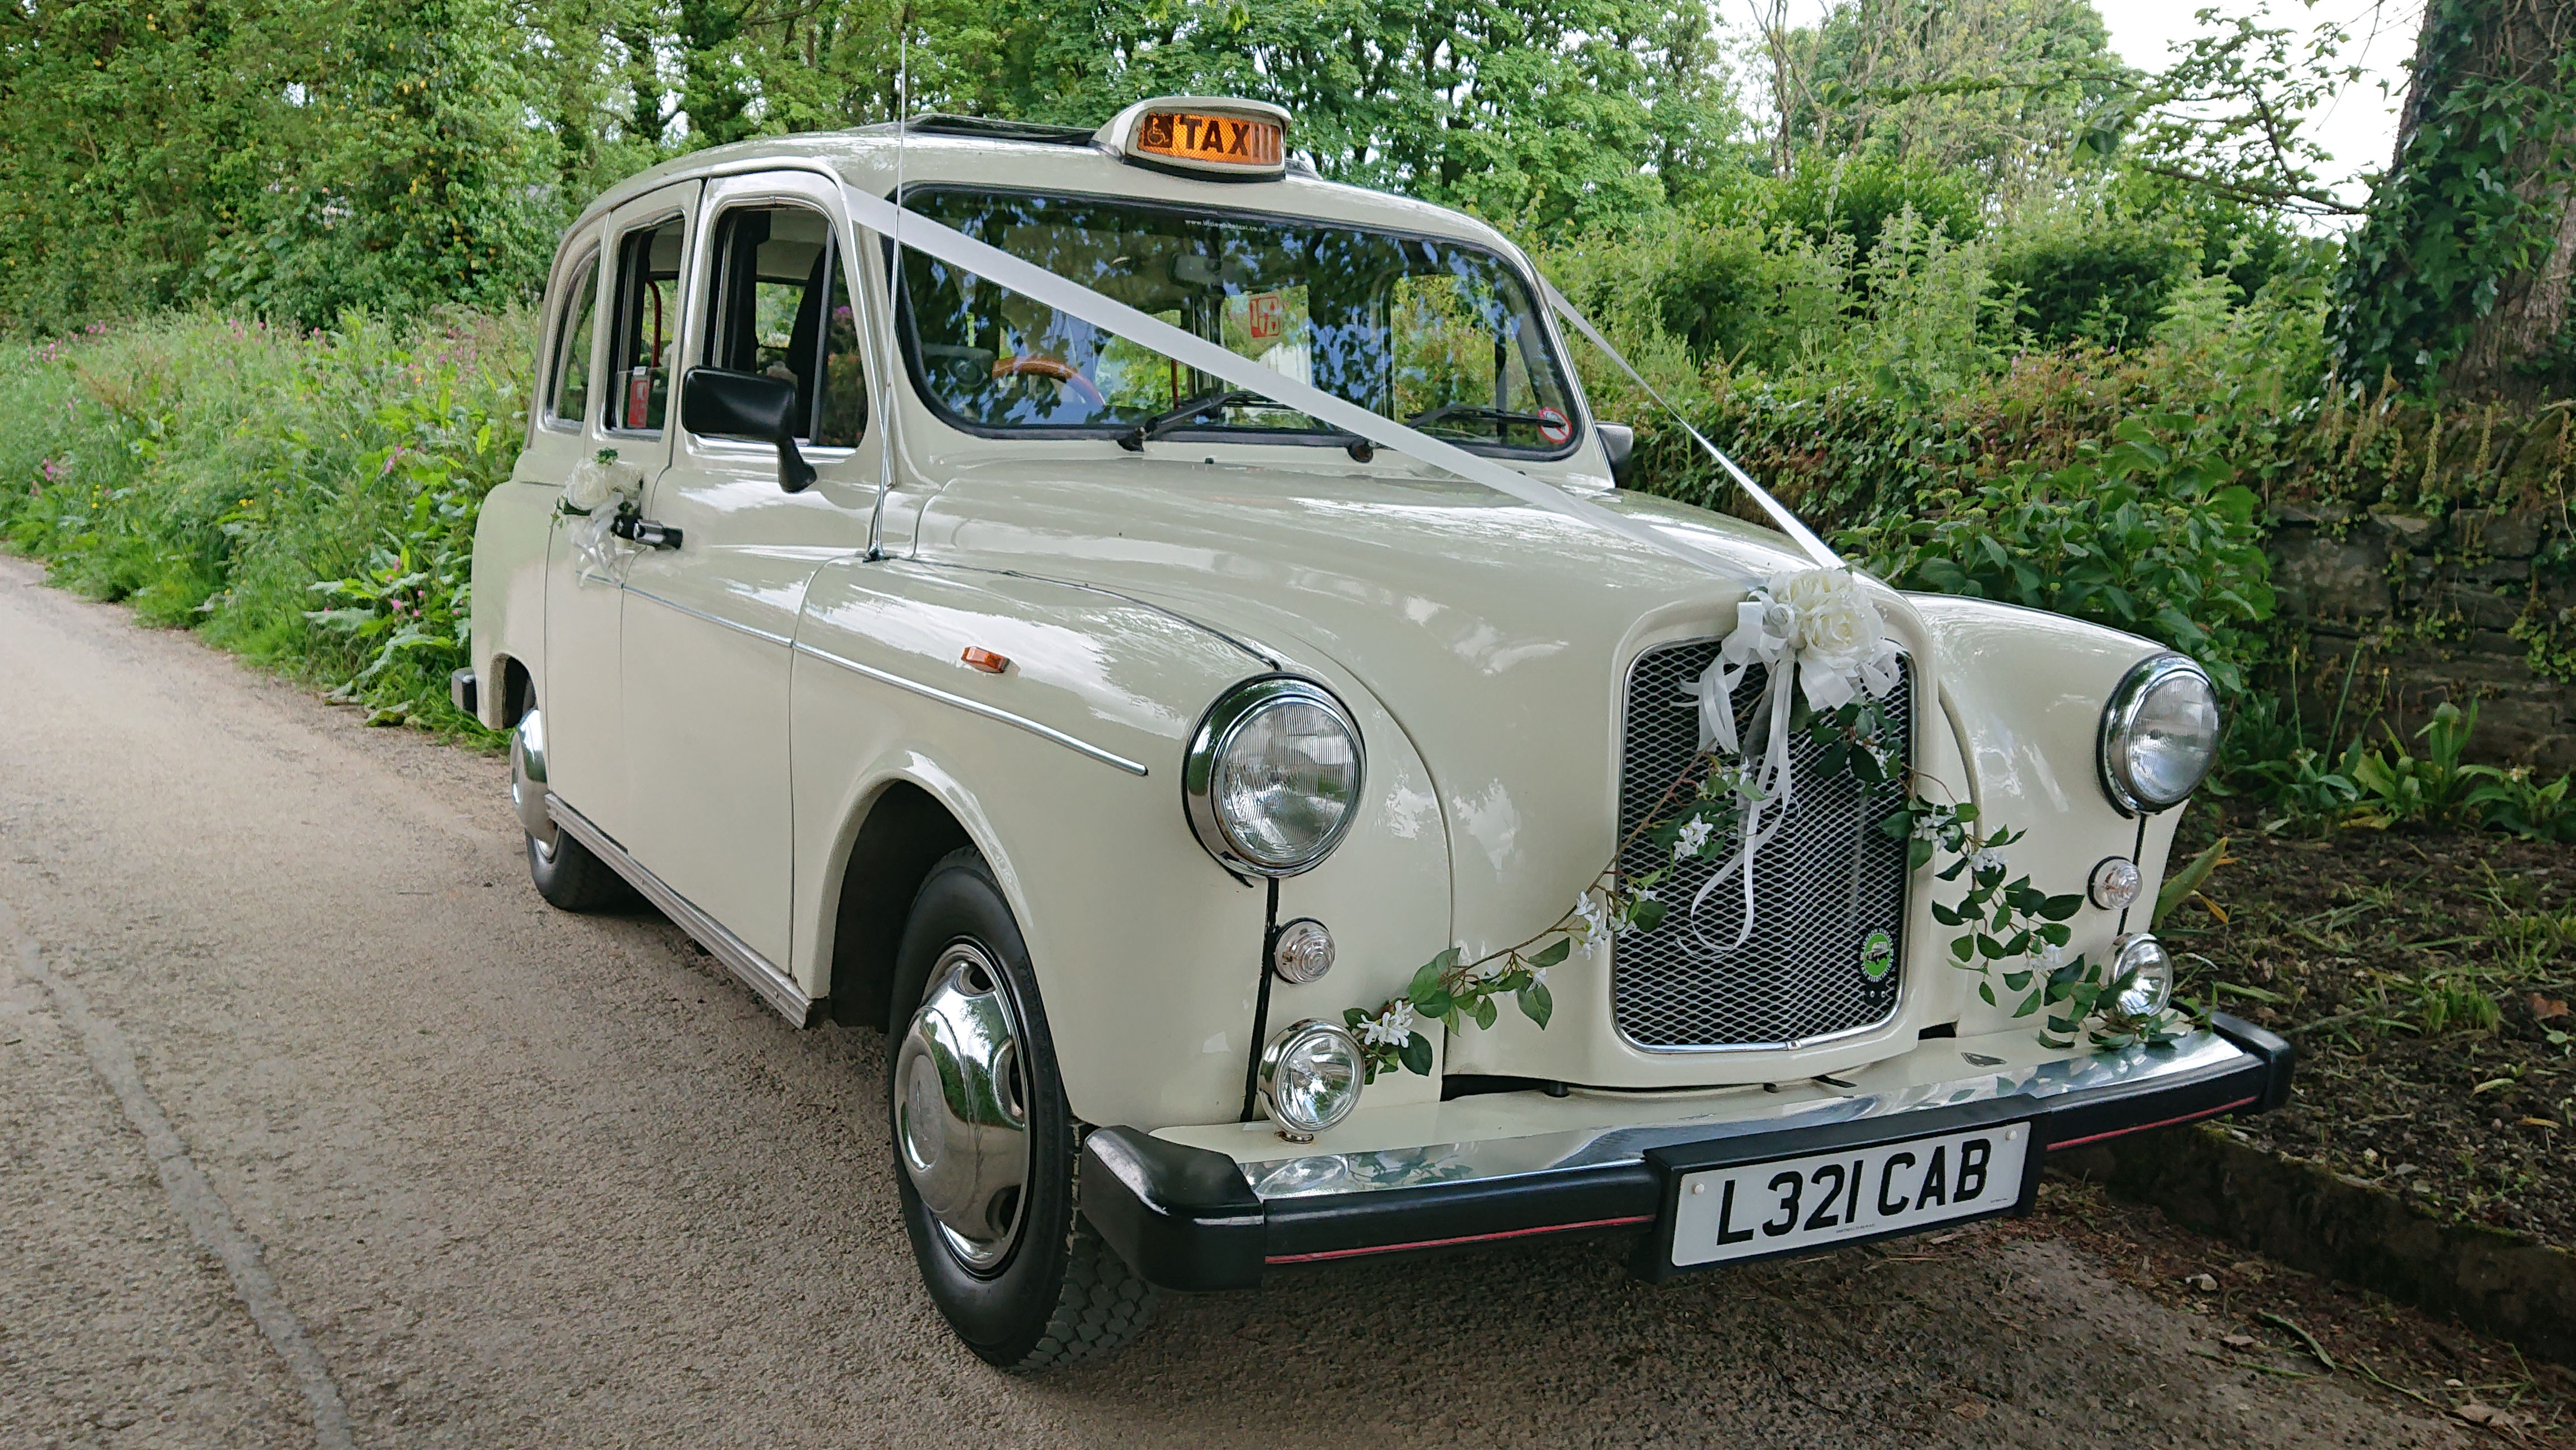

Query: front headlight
left=2098, top=655, right=2220, bottom=815
left=2110, top=933, right=2174, bottom=1017
left=1184, top=676, right=1364, bottom=876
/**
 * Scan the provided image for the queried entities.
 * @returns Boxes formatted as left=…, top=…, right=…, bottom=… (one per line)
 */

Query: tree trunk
left=2334, top=0, right=2576, bottom=400
left=2428, top=1, right=2576, bottom=398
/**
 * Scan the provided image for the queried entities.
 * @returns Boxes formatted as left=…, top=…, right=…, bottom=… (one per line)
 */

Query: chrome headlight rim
left=1182, top=673, right=1366, bottom=878
left=2097, top=653, right=2219, bottom=817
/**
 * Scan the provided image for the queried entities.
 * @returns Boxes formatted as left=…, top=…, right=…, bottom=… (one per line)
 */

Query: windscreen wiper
left=1403, top=402, right=1557, bottom=433
left=1118, top=389, right=1267, bottom=451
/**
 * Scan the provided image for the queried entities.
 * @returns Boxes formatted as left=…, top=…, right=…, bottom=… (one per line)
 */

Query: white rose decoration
left=562, top=448, right=642, bottom=515
left=1767, top=568, right=1897, bottom=710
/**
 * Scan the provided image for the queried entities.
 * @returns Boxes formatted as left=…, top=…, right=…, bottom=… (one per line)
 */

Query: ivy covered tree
left=2332, top=0, right=2576, bottom=399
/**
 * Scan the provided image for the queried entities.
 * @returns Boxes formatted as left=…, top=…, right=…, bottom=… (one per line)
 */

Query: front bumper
left=1080, top=1014, right=2292, bottom=1291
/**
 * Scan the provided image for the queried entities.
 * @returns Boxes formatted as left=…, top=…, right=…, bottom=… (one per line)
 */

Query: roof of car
left=566, top=119, right=1519, bottom=263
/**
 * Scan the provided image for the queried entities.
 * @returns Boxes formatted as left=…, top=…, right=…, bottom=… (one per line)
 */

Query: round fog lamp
left=1271, top=918, right=1335, bottom=984
left=1259, top=1018, right=1364, bottom=1141
left=2110, top=933, right=2174, bottom=1018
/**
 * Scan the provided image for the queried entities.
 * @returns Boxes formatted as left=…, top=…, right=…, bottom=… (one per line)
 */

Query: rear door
left=540, top=179, right=701, bottom=848
left=618, top=170, right=878, bottom=971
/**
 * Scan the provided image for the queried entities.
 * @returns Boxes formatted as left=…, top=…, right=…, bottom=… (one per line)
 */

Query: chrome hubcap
left=511, top=708, right=557, bottom=851
left=894, top=942, right=1031, bottom=1272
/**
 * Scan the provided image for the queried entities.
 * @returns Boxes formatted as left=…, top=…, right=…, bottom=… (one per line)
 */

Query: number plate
left=1664, top=1122, right=2032, bottom=1268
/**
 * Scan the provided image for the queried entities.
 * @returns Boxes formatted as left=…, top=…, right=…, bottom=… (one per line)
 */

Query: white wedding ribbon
left=841, top=188, right=1889, bottom=954
left=841, top=188, right=1768, bottom=587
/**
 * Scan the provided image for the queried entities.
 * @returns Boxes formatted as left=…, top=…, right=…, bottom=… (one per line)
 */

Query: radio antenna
left=865, top=11, right=910, bottom=562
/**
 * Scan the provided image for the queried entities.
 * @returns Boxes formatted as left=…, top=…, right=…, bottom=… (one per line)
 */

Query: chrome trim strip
left=790, top=640, right=1151, bottom=777
left=547, top=796, right=816, bottom=1027
left=1226, top=1031, right=2255, bottom=1202
left=623, top=584, right=796, bottom=648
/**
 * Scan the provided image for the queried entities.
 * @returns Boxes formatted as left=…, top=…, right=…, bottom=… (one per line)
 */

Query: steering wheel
left=992, top=355, right=1106, bottom=409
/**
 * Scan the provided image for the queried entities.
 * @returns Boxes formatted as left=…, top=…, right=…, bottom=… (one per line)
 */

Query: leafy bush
left=0, top=311, right=528, bottom=731
left=1988, top=206, right=2194, bottom=350
left=1836, top=413, right=2277, bottom=693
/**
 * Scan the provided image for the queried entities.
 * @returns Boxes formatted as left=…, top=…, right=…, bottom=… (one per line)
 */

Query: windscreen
left=895, top=188, right=1580, bottom=454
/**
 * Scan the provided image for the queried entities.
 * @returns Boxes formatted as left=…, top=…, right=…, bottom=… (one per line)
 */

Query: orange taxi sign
left=1099, top=97, right=1292, bottom=180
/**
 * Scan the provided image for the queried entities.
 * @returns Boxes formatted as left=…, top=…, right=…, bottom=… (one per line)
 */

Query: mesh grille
left=1612, top=641, right=1913, bottom=1049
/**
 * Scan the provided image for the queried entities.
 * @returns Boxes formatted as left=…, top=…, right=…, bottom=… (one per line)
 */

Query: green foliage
left=1988, top=206, right=2192, bottom=349
left=1839, top=414, right=2277, bottom=693
left=2329, top=0, right=2576, bottom=392
left=0, top=311, right=526, bottom=730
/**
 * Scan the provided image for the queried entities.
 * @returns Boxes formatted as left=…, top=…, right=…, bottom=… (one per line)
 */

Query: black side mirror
left=1596, top=422, right=1636, bottom=488
left=680, top=368, right=818, bottom=493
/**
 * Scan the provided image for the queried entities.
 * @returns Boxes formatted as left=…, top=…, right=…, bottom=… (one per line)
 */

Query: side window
left=610, top=215, right=687, bottom=433
left=702, top=205, right=868, bottom=447
left=546, top=250, right=599, bottom=428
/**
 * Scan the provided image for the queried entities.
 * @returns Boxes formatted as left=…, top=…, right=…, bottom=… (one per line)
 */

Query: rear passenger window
left=546, top=251, right=599, bottom=428
left=610, top=215, right=687, bottom=433
left=702, top=205, right=867, bottom=447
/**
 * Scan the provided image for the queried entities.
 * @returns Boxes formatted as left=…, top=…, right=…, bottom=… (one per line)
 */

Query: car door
left=619, top=171, right=878, bottom=972
left=542, top=179, right=701, bottom=849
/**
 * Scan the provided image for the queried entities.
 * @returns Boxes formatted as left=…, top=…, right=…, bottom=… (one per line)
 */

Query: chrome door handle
left=611, top=515, right=684, bottom=550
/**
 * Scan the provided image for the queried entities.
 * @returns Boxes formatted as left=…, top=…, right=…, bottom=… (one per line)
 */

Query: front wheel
left=888, top=849, right=1155, bottom=1369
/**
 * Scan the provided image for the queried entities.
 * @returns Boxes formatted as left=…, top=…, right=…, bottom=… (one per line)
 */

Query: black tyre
left=888, top=848, right=1155, bottom=1369
left=512, top=706, right=635, bottom=913
left=525, top=827, right=634, bottom=912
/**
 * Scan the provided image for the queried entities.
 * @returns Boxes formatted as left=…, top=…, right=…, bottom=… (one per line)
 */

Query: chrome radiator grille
left=1612, top=640, right=1913, bottom=1050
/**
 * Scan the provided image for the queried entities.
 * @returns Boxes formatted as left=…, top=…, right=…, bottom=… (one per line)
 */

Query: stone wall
left=2269, top=501, right=2576, bottom=771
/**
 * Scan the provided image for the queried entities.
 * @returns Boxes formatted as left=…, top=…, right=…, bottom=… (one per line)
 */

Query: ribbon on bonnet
left=1683, top=567, right=1904, bottom=951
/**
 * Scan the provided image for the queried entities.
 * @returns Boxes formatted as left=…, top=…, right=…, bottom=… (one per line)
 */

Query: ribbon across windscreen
left=845, top=187, right=1837, bottom=583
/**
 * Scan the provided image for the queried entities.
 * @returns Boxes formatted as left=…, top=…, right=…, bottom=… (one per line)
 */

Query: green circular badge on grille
left=1859, top=928, right=1896, bottom=982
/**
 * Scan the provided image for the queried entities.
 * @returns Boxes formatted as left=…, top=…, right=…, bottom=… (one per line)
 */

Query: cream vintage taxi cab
left=457, top=97, right=2292, bottom=1369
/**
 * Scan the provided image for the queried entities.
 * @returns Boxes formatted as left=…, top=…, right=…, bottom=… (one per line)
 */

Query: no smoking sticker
left=1537, top=406, right=1572, bottom=445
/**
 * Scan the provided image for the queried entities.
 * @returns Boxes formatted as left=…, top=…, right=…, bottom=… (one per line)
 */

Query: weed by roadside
left=0, top=311, right=528, bottom=736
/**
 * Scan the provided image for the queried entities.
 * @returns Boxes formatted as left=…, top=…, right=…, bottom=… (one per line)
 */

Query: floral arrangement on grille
left=1345, top=566, right=2190, bottom=1081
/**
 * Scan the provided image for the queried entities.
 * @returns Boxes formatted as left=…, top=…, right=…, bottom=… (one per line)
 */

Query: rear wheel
left=888, top=848, right=1155, bottom=1369
left=512, top=707, right=634, bottom=912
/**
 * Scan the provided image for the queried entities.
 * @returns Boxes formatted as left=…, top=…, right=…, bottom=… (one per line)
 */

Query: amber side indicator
left=1134, top=110, right=1283, bottom=169
left=961, top=646, right=1010, bottom=674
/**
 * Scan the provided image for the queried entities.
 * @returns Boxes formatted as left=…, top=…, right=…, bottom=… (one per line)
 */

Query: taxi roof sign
left=1096, top=97, right=1291, bottom=181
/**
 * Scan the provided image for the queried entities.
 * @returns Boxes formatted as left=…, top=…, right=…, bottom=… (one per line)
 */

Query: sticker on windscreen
left=1537, top=406, right=1572, bottom=445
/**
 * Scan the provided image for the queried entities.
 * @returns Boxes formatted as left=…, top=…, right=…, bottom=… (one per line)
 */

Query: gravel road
left=0, top=554, right=2474, bottom=1448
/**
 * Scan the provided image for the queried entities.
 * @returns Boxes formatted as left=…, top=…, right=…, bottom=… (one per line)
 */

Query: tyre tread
left=1007, top=1216, right=1157, bottom=1370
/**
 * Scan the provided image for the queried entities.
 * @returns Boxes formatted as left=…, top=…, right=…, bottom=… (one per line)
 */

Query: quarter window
left=609, top=215, right=688, bottom=433
left=701, top=205, right=867, bottom=447
left=546, top=250, right=599, bottom=428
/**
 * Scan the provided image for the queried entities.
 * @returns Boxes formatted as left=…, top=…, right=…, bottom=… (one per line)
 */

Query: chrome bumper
left=1079, top=1014, right=2292, bottom=1291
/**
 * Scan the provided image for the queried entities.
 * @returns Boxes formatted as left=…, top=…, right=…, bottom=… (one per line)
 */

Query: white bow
left=1679, top=569, right=1902, bottom=951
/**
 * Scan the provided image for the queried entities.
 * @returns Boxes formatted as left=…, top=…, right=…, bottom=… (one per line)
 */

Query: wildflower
left=1529, top=964, right=1550, bottom=988
left=2036, top=941, right=2066, bottom=970
left=1357, top=1002, right=1416, bottom=1048
left=1672, top=816, right=1715, bottom=862
left=1970, top=848, right=2007, bottom=876
left=1909, top=813, right=1941, bottom=841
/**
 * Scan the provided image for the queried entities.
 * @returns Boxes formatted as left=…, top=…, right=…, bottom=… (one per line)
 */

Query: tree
left=2331, top=0, right=2576, bottom=399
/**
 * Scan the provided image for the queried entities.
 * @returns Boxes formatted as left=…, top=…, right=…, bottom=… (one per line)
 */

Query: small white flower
left=1910, top=814, right=1942, bottom=841
left=1970, top=848, right=2007, bottom=875
left=1357, top=1002, right=1416, bottom=1048
left=1529, top=964, right=1550, bottom=988
left=1673, top=817, right=1716, bottom=862
left=2036, top=941, right=2067, bottom=970
left=1570, top=892, right=1612, bottom=950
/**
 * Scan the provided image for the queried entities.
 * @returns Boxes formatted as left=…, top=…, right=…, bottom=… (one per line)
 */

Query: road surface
left=0, top=555, right=2470, bottom=1448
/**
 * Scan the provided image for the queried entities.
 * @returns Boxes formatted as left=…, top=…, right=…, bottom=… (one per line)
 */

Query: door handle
left=611, top=515, right=684, bottom=550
